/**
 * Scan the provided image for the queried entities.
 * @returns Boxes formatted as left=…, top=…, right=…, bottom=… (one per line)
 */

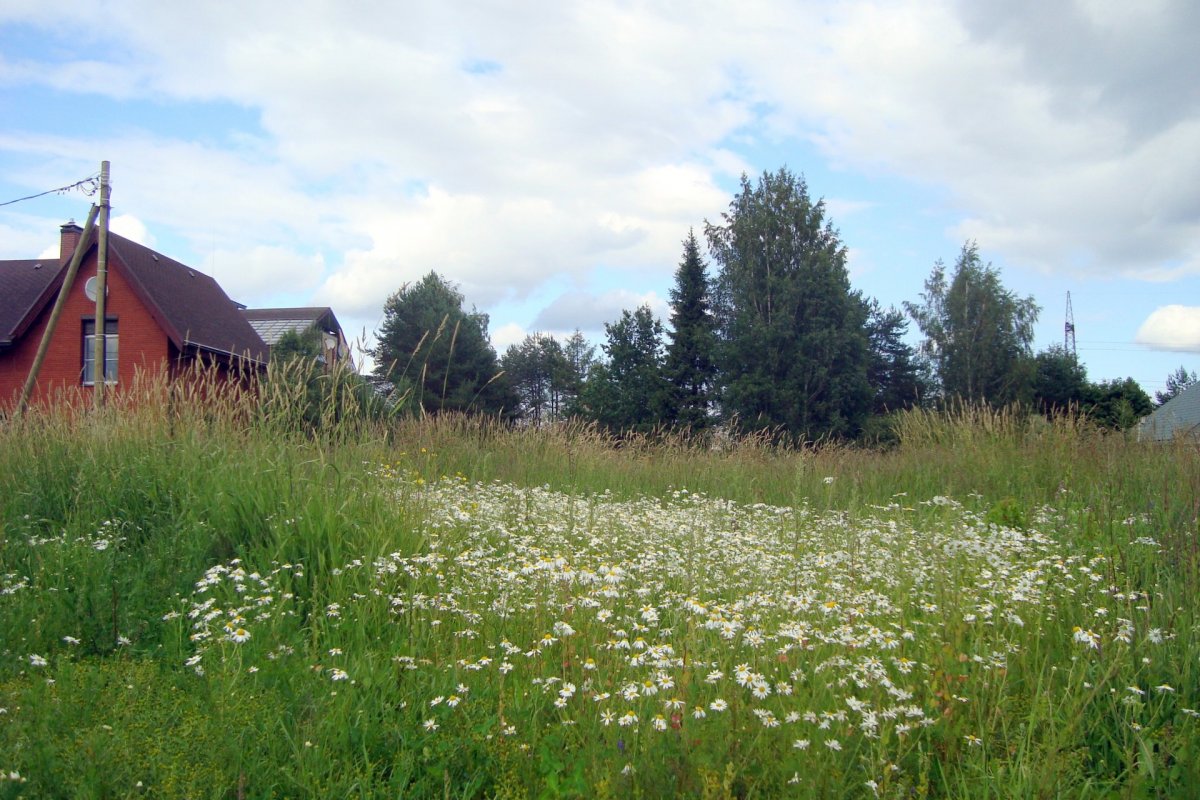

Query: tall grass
left=1, top=371, right=1197, bottom=797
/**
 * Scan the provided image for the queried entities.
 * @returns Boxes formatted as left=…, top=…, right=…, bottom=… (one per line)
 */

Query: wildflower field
left=1, top=394, right=1198, bottom=798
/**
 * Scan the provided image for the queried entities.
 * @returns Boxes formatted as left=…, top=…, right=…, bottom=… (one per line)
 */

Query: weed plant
left=1, top=370, right=1198, bottom=798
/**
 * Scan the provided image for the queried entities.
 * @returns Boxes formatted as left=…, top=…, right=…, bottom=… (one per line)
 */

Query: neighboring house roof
left=242, top=307, right=342, bottom=346
left=1137, top=381, right=1200, bottom=442
left=108, top=234, right=267, bottom=363
left=242, top=306, right=355, bottom=371
left=0, top=259, right=61, bottom=347
left=0, top=228, right=268, bottom=365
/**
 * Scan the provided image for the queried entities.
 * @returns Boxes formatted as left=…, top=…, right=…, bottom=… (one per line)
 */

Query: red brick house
left=0, top=221, right=269, bottom=409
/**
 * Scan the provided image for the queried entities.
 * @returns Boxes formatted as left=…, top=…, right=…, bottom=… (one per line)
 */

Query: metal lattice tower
left=1064, top=292, right=1076, bottom=359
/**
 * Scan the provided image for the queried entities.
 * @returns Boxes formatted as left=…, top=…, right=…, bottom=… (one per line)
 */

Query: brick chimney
left=60, top=220, right=82, bottom=263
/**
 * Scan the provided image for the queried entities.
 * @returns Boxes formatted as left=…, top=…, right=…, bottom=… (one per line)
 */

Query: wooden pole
left=16, top=205, right=100, bottom=415
left=93, top=161, right=111, bottom=409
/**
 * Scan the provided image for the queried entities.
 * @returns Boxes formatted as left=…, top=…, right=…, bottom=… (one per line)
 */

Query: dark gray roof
left=108, top=234, right=267, bottom=364
left=0, top=259, right=60, bottom=346
left=1138, top=381, right=1200, bottom=441
left=1, top=230, right=267, bottom=364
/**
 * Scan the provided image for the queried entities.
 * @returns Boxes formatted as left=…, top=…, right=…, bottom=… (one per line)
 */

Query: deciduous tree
left=1032, top=345, right=1089, bottom=416
left=1085, top=377, right=1152, bottom=430
left=905, top=242, right=1039, bottom=406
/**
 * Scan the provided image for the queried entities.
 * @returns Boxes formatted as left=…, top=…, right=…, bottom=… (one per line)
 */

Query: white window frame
left=82, top=318, right=118, bottom=386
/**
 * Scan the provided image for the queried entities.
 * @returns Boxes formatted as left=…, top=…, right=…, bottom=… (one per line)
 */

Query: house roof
left=0, top=228, right=267, bottom=364
left=1137, top=381, right=1200, bottom=442
left=242, top=307, right=341, bottom=346
left=0, top=259, right=60, bottom=346
left=107, top=234, right=267, bottom=364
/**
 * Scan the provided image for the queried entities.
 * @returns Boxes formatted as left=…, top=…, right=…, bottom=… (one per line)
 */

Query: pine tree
left=865, top=299, right=927, bottom=414
left=500, top=334, right=570, bottom=425
left=662, top=229, right=717, bottom=432
left=372, top=272, right=509, bottom=415
left=1155, top=365, right=1198, bottom=406
left=578, top=306, right=667, bottom=434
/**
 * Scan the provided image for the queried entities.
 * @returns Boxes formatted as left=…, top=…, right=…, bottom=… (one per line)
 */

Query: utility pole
left=93, top=161, right=110, bottom=409
left=1064, top=292, right=1076, bottom=360
left=17, top=205, right=99, bottom=416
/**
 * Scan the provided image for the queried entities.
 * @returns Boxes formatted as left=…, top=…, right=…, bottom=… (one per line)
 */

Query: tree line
left=366, top=168, right=1187, bottom=440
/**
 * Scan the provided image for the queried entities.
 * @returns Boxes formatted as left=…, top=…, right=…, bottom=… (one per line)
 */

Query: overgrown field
left=1, top=390, right=1198, bottom=798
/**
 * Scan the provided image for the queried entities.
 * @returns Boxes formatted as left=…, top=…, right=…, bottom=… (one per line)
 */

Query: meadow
left=1, top=375, right=1198, bottom=798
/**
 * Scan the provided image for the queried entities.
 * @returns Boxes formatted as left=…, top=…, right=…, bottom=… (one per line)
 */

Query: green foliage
left=906, top=242, right=1040, bottom=407
left=1155, top=365, right=1198, bottom=406
left=707, top=168, right=871, bottom=439
left=984, top=497, right=1028, bottom=529
left=578, top=306, right=668, bottom=434
left=372, top=272, right=511, bottom=416
left=865, top=299, right=928, bottom=414
left=1032, top=344, right=1089, bottom=416
left=662, top=229, right=718, bottom=433
left=1085, top=377, right=1153, bottom=430
left=561, top=329, right=597, bottom=401
left=501, top=333, right=586, bottom=425
left=272, top=326, right=324, bottom=364
left=2, top=376, right=1200, bottom=798
left=263, top=330, right=389, bottom=434
left=0, top=660, right=276, bottom=798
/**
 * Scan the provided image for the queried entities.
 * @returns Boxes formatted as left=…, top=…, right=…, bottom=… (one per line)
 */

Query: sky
left=2, top=0, right=1197, bottom=396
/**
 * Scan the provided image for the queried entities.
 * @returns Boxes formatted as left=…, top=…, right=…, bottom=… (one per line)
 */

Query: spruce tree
left=706, top=168, right=871, bottom=439
left=662, top=229, right=717, bottom=432
left=865, top=299, right=928, bottom=414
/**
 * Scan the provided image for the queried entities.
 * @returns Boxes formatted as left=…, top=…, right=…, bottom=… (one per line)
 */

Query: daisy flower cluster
left=219, top=472, right=1173, bottom=772
left=16, top=518, right=129, bottom=554
left=169, top=558, right=304, bottom=676
left=160, top=470, right=1186, bottom=790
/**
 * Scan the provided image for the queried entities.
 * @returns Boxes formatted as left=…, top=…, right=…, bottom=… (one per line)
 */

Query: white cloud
left=734, top=0, right=1200, bottom=280
left=1135, top=306, right=1200, bottom=352
left=533, top=289, right=667, bottom=335
left=824, top=199, right=876, bottom=220
left=200, top=245, right=325, bottom=306
left=843, top=247, right=871, bottom=281
left=0, top=222, right=59, bottom=260
left=490, top=322, right=528, bottom=353
left=2, top=0, right=1197, bottom=338
left=109, top=214, right=153, bottom=246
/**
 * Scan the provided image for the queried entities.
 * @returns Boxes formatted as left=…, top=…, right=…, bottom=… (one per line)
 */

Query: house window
left=83, top=318, right=118, bottom=385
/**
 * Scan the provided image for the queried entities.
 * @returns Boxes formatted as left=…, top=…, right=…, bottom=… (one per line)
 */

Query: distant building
left=242, top=307, right=354, bottom=371
left=1137, top=382, right=1200, bottom=442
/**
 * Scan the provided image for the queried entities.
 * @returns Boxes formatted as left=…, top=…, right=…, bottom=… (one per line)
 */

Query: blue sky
left=2, top=1, right=1197, bottom=395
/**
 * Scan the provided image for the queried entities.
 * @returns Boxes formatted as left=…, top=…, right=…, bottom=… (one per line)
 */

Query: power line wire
left=0, top=174, right=101, bottom=208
